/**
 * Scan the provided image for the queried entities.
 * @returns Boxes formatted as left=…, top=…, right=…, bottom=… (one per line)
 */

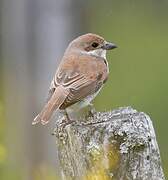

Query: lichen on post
left=53, top=107, right=165, bottom=180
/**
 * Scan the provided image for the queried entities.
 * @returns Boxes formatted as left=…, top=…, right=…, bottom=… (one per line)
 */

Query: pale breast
left=66, top=86, right=102, bottom=113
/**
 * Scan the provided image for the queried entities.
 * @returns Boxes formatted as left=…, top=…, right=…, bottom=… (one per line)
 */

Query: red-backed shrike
left=33, top=33, right=117, bottom=125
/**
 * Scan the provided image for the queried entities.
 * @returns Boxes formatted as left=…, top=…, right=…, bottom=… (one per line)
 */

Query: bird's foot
left=51, top=117, right=75, bottom=144
left=59, top=118, right=75, bottom=128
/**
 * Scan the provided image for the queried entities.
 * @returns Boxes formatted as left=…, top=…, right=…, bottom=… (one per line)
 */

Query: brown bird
left=32, top=33, right=117, bottom=125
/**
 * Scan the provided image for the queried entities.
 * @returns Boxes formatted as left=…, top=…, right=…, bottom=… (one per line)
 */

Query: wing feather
left=47, top=69, right=98, bottom=109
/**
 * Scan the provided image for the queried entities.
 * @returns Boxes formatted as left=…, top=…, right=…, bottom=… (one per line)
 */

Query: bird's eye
left=91, top=42, right=99, bottom=48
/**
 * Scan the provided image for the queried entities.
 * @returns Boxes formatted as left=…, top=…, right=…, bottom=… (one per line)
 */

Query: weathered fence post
left=53, top=107, right=165, bottom=180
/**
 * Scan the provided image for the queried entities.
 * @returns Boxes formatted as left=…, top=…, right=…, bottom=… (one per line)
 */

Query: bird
left=32, top=33, right=117, bottom=125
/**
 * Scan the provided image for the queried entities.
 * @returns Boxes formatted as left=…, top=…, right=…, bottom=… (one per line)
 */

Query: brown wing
left=48, top=69, right=101, bottom=109
left=47, top=53, right=107, bottom=109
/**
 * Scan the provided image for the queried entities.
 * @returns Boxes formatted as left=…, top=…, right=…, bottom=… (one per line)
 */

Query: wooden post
left=53, top=107, right=165, bottom=180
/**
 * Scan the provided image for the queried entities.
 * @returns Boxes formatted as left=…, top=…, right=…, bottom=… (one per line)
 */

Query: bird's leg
left=52, top=110, right=75, bottom=136
left=87, top=103, right=96, bottom=118
left=60, top=110, right=75, bottom=128
left=65, top=110, right=75, bottom=123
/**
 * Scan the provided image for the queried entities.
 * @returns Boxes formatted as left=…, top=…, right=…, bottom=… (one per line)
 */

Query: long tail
left=32, top=86, right=69, bottom=125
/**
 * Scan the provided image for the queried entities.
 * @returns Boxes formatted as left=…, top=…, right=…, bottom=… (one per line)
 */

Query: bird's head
left=68, top=33, right=117, bottom=59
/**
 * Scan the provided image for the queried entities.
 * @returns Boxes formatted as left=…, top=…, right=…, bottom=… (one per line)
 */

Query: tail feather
left=32, top=86, right=69, bottom=125
left=32, top=114, right=41, bottom=125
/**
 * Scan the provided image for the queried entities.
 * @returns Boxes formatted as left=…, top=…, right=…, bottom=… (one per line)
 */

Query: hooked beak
left=102, top=42, right=117, bottom=50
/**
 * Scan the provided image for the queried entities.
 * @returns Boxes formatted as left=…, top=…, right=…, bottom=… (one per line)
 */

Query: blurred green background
left=0, top=0, right=167, bottom=179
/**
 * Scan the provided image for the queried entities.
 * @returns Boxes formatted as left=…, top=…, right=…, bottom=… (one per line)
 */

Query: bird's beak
left=102, top=42, right=117, bottom=50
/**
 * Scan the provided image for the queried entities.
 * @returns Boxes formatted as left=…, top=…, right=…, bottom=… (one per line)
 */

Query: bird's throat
left=87, top=49, right=107, bottom=59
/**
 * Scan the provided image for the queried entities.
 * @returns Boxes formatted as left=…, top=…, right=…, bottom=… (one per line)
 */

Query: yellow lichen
left=83, top=143, right=120, bottom=180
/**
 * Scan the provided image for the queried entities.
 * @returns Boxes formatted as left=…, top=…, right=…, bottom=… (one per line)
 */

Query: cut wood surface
left=53, top=107, right=165, bottom=180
